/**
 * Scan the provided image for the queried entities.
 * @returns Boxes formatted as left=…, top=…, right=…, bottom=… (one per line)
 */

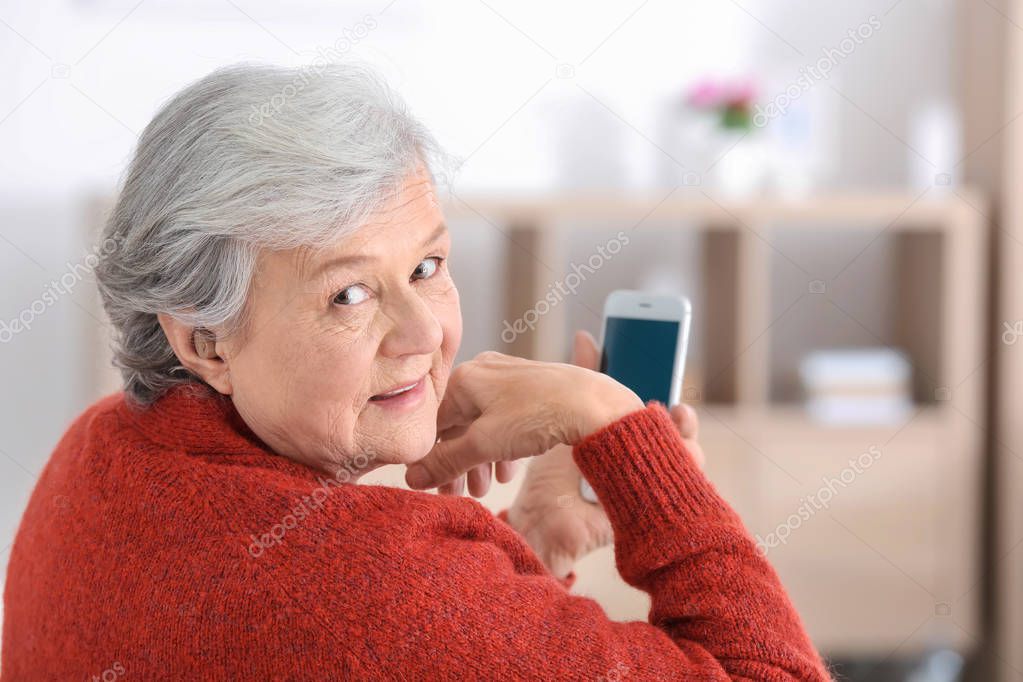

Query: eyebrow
left=309, top=222, right=449, bottom=279
left=422, top=222, right=449, bottom=246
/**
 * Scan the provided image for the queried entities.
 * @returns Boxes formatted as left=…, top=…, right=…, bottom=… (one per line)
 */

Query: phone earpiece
left=193, top=329, right=217, bottom=360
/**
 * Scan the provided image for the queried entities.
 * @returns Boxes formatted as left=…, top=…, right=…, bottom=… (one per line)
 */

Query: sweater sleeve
left=352, top=403, right=830, bottom=680
left=570, top=402, right=830, bottom=679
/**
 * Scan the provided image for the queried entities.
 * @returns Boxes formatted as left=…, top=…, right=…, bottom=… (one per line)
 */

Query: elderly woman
left=3, top=64, right=828, bottom=680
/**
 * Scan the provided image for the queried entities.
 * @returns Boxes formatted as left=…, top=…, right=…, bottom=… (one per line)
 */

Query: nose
left=378, top=288, right=444, bottom=359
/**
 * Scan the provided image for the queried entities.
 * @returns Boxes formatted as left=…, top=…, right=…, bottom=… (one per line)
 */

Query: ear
left=157, top=313, right=233, bottom=396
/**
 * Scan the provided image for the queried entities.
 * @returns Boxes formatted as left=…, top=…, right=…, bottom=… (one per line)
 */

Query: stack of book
left=798, top=348, right=914, bottom=426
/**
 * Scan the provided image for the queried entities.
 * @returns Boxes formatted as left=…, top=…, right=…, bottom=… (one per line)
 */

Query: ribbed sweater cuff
left=572, top=402, right=734, bottom=539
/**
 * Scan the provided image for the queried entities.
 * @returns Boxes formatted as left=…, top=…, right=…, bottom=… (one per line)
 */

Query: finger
left=669, top=404, right=684, bottom=432
left=570, top=330, right=601, bottom=370
left=437, top=475, right=465, bottom=496
left=467, top=463, right=492, bottom=498
left=406, top=428, right=488, bottom=490
left=435, top=474, right=460, bottom=496
left=683, top=404, right=699, bottom=439
left=494, top=460, right=518, bottom=483
left=670, top=403, right=699, bottom=440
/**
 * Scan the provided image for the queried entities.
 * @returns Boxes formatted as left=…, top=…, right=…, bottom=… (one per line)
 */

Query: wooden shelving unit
left=445, top=189, right=989, bottom=658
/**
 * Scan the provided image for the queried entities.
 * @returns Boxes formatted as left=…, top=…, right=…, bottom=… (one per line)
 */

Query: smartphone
left=580, top=290, right=692, bottom=504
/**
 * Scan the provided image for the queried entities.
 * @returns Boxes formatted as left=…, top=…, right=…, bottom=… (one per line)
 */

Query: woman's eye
left=411, top=257, right=443, bottom=281
left=332, top=284, right=370, bottom=306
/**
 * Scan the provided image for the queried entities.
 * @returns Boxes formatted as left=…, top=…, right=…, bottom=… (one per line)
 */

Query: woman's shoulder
left=17, top=387, right=530, bottom=600
left=36, top=388, right=468, bottom=545
left=46, top=389, right=126, bottom=457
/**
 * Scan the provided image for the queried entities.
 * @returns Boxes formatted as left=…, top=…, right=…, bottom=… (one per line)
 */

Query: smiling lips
left=370, top=375, right=427, bottom=404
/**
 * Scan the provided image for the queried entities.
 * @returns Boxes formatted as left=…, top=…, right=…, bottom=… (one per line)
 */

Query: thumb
left=435, top=371, right=480, bottom=433
left=571, top=330, right=600, bottom=370
left=542, top=549, right=576, bottom=580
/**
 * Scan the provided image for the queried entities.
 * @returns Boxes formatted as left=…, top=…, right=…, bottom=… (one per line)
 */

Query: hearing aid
left=193, top=328, right=217, bottom=360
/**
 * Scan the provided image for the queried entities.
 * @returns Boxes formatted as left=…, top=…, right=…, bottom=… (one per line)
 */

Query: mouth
left=369, top=374, right=428, bottom=408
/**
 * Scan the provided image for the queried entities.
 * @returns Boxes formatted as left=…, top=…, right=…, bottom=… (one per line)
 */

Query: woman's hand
left=405, top=344, right=644, bottom=492
left=505, top=331, right=705, bottom=578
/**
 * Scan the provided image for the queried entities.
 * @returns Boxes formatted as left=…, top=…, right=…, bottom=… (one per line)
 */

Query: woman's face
left=218, top=168, right=462, bottom=475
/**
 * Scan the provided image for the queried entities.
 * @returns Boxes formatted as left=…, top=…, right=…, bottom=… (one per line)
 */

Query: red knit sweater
left=3, top=383, right=829, bottom=680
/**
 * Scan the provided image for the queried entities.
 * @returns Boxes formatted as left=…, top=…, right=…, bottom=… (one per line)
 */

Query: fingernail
left=407, top=465, right=431, bottom=489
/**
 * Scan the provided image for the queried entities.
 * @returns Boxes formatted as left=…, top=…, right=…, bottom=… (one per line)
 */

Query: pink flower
left=685, top=78, right=757, bottom=109
left=687, top=80, right=724, bottom=108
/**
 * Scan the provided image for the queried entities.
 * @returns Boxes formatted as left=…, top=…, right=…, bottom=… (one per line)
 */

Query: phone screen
left=600, top=317, right=679, bottom=405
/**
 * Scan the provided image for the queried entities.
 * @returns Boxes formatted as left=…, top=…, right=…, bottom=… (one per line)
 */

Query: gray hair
left=96, top=62, right=446, bottom=405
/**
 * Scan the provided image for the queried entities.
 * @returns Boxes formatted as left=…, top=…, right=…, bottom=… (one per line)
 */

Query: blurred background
left=3, top=0, right=1023, bottom=679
